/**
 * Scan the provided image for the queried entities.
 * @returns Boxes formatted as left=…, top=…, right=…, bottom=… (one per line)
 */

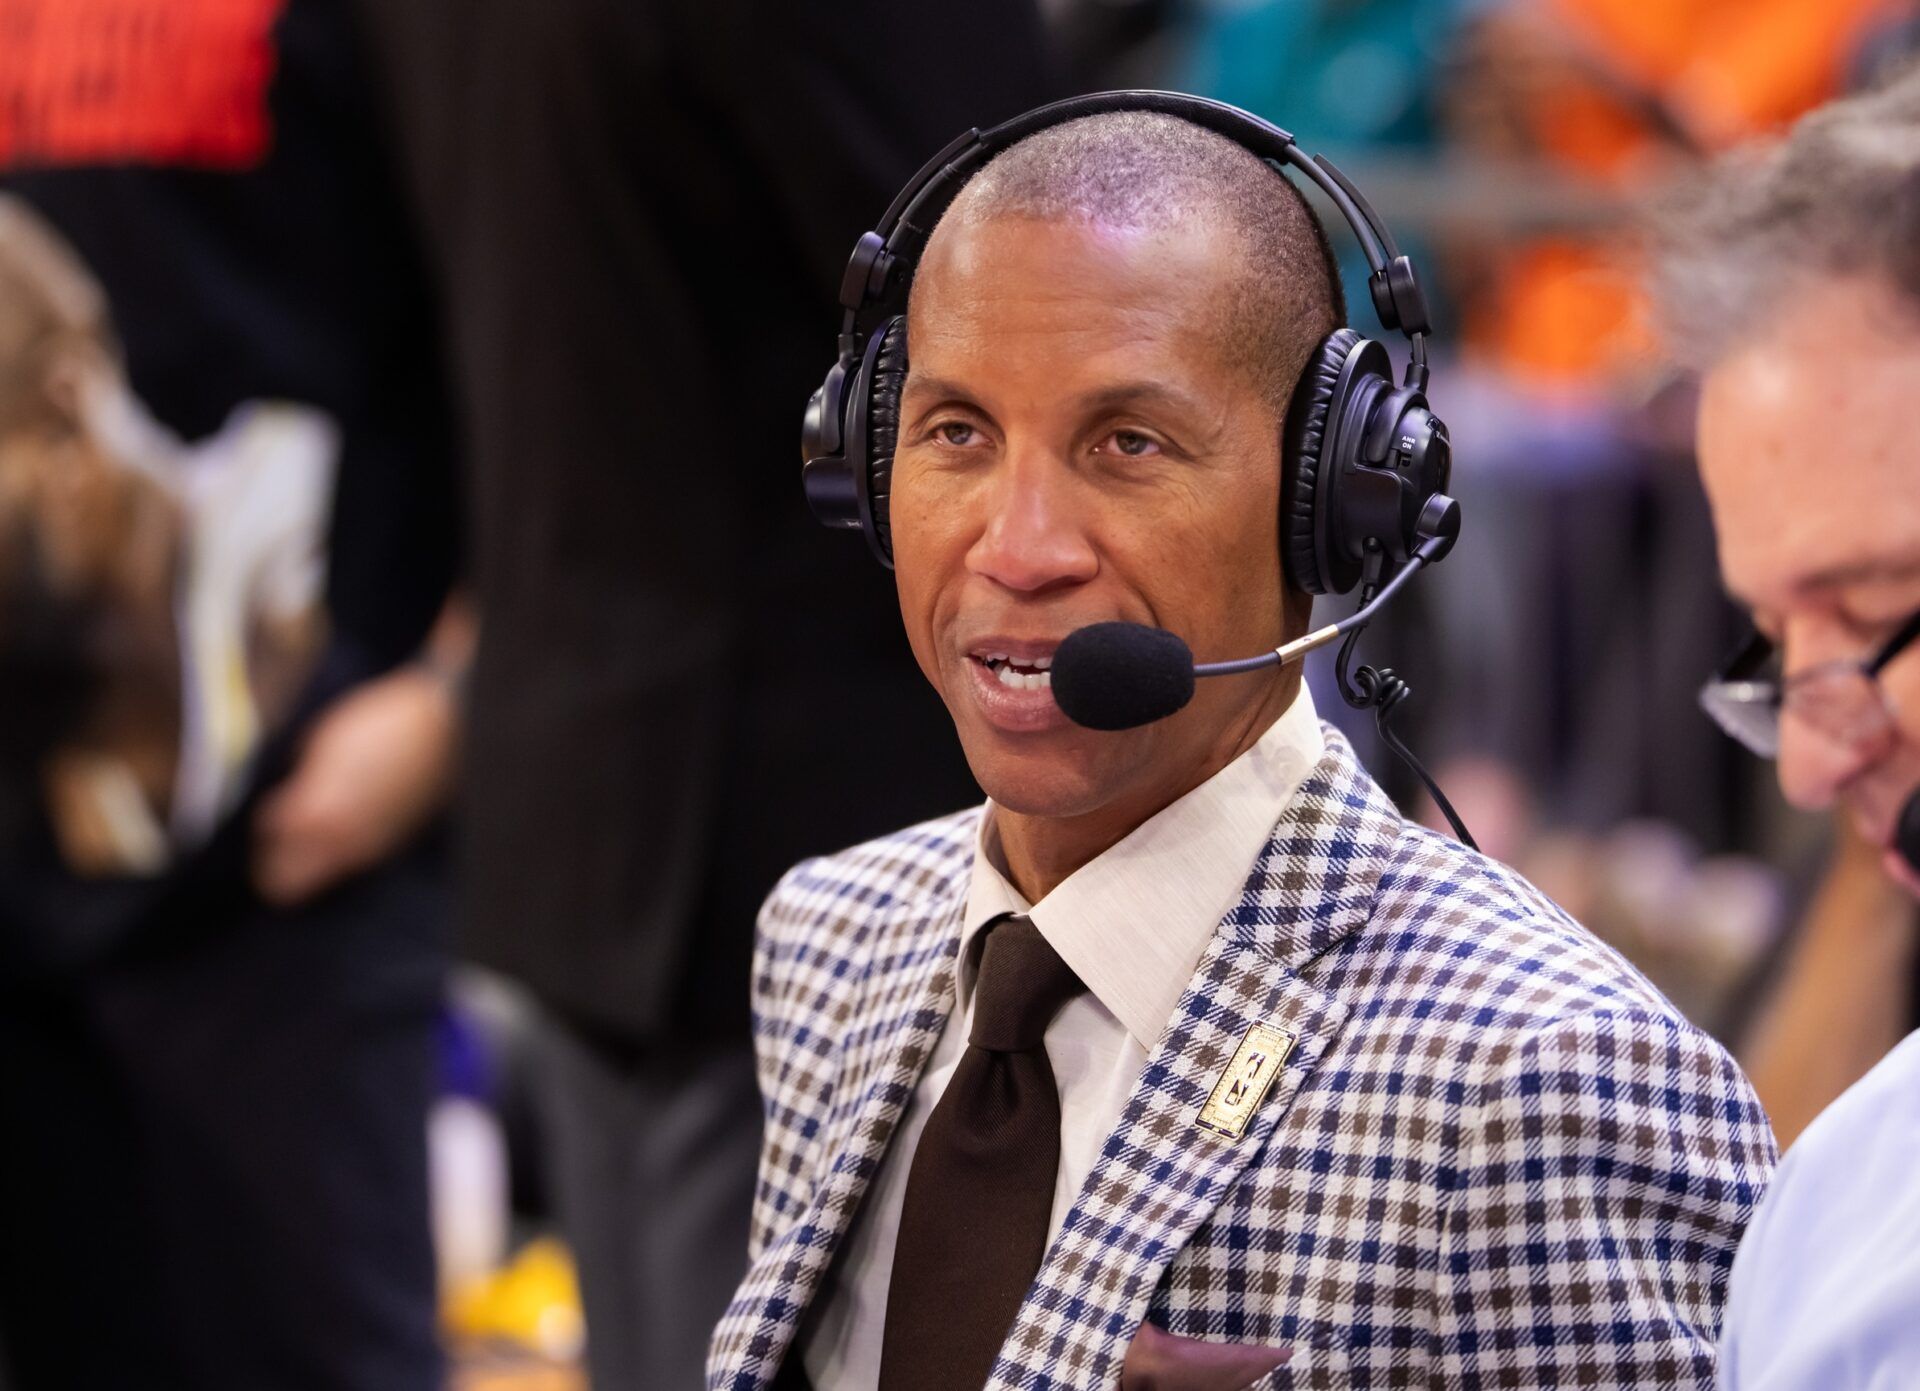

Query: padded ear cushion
left=864, top=316, right=910, bottom=565
left=1283, top=327, right=1365, bottom=596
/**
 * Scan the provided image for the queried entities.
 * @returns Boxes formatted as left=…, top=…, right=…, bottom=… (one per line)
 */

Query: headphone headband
left=838, top=89, right=1431, bottom=380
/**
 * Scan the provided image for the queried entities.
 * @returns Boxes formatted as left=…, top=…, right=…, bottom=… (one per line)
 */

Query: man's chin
left=1882, top=847, right=1920, bottom=899
left=1845, top=784, right=1920, bottom=897
left=958, top=730, right=1141, bottom=822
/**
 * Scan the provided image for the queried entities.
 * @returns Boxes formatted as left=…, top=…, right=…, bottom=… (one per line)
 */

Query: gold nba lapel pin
left=1196, top=1022, right=1297, bottom=1140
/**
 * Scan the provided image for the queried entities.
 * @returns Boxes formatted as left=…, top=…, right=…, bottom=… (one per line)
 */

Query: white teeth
left=976, top=648, right=1056, bottom=692
left=992, top=665, right=1052, bottom=691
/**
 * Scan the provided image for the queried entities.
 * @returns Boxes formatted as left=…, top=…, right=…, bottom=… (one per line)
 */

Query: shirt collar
left=961, top=683, right=1325, bottom=1049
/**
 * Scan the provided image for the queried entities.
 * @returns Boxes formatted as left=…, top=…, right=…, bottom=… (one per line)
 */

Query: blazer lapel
left=990, top=734, right=1401, bottom=1389
left=709, top=888, right=965, bottom=1391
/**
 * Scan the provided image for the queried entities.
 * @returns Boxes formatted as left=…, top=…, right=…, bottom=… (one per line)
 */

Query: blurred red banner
left=0, top=0, right=282, bottom=171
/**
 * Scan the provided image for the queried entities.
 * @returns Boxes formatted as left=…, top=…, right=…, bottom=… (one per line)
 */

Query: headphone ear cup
left=1283, top=327, right=1365, bottom=596
left=864, top=316, right=910, bottom=566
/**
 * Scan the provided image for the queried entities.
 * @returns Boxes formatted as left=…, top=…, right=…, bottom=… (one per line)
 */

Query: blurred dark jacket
left=357, top=0, right=1057, bottom=1047
left=0, top=3, right=453, bottom=1384
left=0, top=0, right=459, bottom=972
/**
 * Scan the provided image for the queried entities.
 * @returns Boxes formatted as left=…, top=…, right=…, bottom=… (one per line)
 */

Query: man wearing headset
left=1655, top=64, right=1920, bottom=1390
left=707, top=97, right=1772, bottom=1391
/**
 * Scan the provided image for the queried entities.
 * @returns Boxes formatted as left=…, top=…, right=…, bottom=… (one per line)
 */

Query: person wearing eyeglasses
left=1702, top=622, right=1920, bottom=1149
left=1658, top=61, right=1920, bottom=1391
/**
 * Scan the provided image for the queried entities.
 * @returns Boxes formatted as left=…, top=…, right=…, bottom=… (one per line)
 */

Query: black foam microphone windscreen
left=1051, top=622, right=1197, bottom=730
left=1896, top=787, right=1920, bottom=878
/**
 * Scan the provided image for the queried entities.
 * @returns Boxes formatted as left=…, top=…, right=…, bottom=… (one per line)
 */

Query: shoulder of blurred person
left=1654, top=59, right=1920, bottom=1173
left=1718, top=1028, right=1920, bottom=1391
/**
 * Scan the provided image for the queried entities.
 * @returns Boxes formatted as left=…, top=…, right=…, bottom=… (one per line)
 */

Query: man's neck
left=994, top=674, right=1298, bottom=902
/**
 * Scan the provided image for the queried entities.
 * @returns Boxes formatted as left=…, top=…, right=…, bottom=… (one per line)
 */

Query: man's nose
left=965, top=451, right=1098, bottom=595
left=1776, top=711, right=1879, bottom=811
left=1774, top=620, right=1887, bottom=810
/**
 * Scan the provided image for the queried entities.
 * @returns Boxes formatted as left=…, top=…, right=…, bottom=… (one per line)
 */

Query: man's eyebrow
left=903, top=375, right=1206, bottom=408
left=899, top=374, right=979, bottom=405
left=1071, top=380, right=1209, bottom=417
left=1727, top=557, right=1920, bottom=625
left=898, top=376, right=1211, bottom=420
left=1795, top=556, right=1920, bottom=594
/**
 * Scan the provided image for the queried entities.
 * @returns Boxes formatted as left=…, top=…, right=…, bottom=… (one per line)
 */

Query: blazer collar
left=964, top=690, right=1328, bottom=1052
left=717, top=874, right=969, bottom=1390
left=1223, top=727, right=1406, bottom=969
left=717, top=732, right=1404, bottom=1390
left=990, top=730, right=1403, bottom=1387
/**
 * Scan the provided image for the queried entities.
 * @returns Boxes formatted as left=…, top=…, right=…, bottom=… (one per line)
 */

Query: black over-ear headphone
left=801, top=89, right=1454, bottom=598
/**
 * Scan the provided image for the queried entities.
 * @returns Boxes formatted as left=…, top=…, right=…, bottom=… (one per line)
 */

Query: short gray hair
left=1653, top=59, right=1920, bottom=368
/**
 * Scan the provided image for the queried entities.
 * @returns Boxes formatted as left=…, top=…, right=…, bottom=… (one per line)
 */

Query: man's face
left=890, top=214, right=1296, bottom=826
left=1699, top=274, right=1920, bottom=892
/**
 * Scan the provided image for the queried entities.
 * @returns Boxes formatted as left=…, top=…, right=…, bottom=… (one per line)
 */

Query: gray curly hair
left=1654, top=59, right=1920, bottom=368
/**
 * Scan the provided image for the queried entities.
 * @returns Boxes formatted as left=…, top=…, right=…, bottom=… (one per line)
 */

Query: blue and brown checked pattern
left=708, top=730, right=1777, bottom=1390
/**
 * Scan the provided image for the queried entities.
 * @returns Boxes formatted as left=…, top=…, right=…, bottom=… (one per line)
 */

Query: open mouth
left=973, top=650, right=1053, bottom=691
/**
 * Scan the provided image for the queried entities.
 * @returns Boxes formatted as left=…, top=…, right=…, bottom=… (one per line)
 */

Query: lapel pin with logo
left=1195, top=1022, right=1296, bottom=1141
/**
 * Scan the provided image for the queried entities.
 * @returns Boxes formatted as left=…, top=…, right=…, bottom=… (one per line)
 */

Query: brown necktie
left=878, top=914, right=1088, bottom=1391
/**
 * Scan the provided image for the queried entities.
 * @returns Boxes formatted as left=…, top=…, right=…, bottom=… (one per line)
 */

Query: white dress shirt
left=1717, top=1026, right=1920, bottom=1390
left=800, top=687, right=1325, bottom=1389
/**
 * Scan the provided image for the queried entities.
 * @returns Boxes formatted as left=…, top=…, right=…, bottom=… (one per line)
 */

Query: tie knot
left=968, top=916, right=1086, bottom=1052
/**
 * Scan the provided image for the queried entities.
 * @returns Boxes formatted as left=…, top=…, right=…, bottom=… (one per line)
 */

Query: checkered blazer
left=707, top=729, right=1776, bottom=1390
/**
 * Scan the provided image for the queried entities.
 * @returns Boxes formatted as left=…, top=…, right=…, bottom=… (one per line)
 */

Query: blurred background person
left=1425, top=0, right=1920, bottom=1133
left=1650, top=60, right=1920, bottom=1385
left=351, top=2, right=1057, bottom=1384
left=0, top=0, right=461, bottom=1386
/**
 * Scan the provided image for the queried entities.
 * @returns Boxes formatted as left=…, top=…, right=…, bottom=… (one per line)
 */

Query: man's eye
left=1841, top=606, right=1916, bottom=646
left=1102, top=429, right=1161, bottom=458
left=933, top=421, right=979, bottom=447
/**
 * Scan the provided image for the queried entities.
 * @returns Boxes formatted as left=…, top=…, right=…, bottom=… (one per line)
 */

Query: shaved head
left=886, top=110, right=1354, bottom=853
left=917, top=111, right=1345, bottom=411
